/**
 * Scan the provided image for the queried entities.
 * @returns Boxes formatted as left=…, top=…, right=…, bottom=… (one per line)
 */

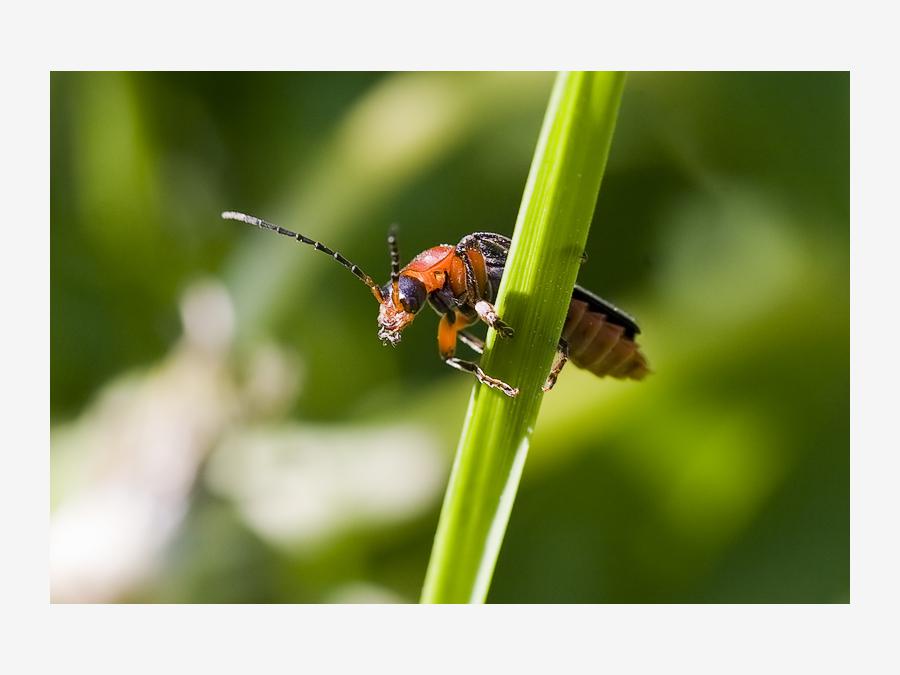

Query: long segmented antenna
left=387, top=224, right=401, bottom=307
left=222, top=211, right=384, bottom=302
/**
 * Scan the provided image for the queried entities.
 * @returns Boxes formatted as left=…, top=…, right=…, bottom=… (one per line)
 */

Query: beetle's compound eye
left=397, top=275, right=426, bottom=314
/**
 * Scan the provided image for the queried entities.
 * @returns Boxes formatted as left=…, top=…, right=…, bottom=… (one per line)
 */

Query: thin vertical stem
left=421, top=71, right=626, bottom=603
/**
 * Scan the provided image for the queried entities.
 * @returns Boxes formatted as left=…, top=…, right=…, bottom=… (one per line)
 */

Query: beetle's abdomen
left=562, top=299, right=649, bottom=380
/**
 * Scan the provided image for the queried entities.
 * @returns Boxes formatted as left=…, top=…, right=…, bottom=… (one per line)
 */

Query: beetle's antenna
left=387, top=224, right=401, bottom=307
left=223, top=211, right=384, bottom=303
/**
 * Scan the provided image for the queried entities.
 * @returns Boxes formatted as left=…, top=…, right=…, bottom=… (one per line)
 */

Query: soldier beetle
left=223, top=211, right=649, bottom=397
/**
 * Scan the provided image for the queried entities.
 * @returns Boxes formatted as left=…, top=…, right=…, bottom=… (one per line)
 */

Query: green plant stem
left=420, top=71, right=625, bottom=604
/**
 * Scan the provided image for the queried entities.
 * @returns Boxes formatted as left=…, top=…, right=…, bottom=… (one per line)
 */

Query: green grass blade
left=420, top=71, right=626, bottom=604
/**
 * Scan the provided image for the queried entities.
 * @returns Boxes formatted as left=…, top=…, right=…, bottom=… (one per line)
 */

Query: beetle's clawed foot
left=486, top=377, right=519, bottom=397
left=498, top=383, right=519, bottom=397
left=472, top=363, right=518, bottom=397
left=475, top=300, right=514, bottom=339
left=494, top=321, right=515, bottom=339
left=541, top=340, right=568, bottom=393
left=443, top=356, right=519, bottom=397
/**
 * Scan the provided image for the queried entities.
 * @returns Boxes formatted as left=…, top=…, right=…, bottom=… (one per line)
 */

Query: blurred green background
left=50, top=72, right=848, bottom=603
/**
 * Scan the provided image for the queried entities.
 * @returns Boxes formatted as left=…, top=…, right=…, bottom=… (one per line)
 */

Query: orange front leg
left=438, top=312, right=468, bottom=359
left=438, top=312, right=518, bottom=397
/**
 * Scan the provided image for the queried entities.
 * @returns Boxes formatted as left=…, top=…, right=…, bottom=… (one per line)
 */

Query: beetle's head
left=377, top=275, right=426, bottom=346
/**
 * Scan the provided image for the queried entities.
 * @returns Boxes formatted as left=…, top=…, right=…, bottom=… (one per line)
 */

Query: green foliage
left=421, top=72, right=625, bottom=603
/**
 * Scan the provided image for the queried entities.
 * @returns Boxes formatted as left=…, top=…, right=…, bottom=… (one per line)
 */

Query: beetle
left=222, top=211, right=649, bottom=397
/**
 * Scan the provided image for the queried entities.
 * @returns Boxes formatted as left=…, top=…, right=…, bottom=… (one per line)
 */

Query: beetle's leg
left=542, top=339, right=569, bottom=392
left=458, top=330, right=484, bottom=354
left=444, top=358, right=519, bottom=398
left=456, top=235, right=514, bottom=337
left=455, top=237, right=482, bottom=305
left=439, top=313, right=518, bottom=397
left=474, top=300, right=514, bottom=338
